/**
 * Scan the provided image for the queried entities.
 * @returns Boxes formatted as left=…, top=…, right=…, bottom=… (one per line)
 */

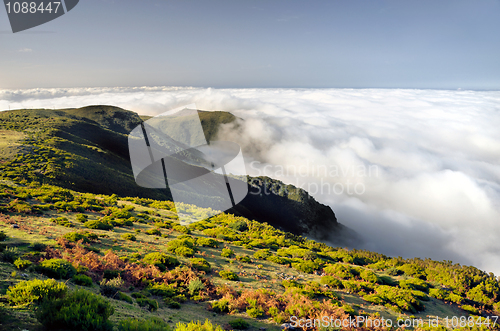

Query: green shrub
left=174, top=246, right=195, bottom=257
left=121, top=233, right=136, bottom=241
left=219, top=270, right=239, bottom=281
left=266, top=255, right=290, bottom=265
left=386, top=267, right=403, bottom=276
left=145, top=228, right=162, bottom=236
left=76, top=214, right=88, bottom=223
left=320, top=275, right=343, bottom=288
left=136, top=297, right=159, bottom=311
left=292, top=260, right=320, bottom=274
left=324, top=264, right=358, bottom=279
left=253, top=249, right=271, bottom=260
left=235, top=255, right=252, bottom=263
left=398, top=264, right=426, bottom=279
left=165, top=298, right=182, bottom=309
left=118, top=317, right=170, bottom=331
left=84, top=220, right=113, bottom=230
left=175, top=320, right=225, bottom=331
left=228, top=220, right=248, bottom=232
left=14, top=258, right=32, bottom=270
left=363, top=285, right=425, bottom=313
left=117, top=292, right=133, bottom=304
left=148, top=283, right=176, bottom=297
left=188, top=279, right=205, bottom=296
left=246, top=307, right=264, bottom=318
left=173, top=225, right=190, bottom=234
left=429, top=288, right=448, bottom=300
left=196, top=237, right=219, bottom=248
left=0, top=231, right=7, bottom=241
left=211, top=298, right=230, bottom=314
left=143, top=252, right=179, bottom=271
left=7, top=278, right=67, bottom=305
left=29, top=242, right=47, bottom=251
left=228, top=318, right=249, bottom=330
left=166, top=239, right=196, bottom=257
left=1, top=246, right=19, bottom=263
left=72, top=274, right=93, bottom=286
left=360, top=269, right=380, bottom=283
left=461, top=304, right=479, bottom=315
left=37, top=258, right=76, bottom=279
left=447, top=292, right=464, bottom=304
left=189, top=258, right=211, bottom=272
left=399, top=278, right=429, bottom=293
left=100, top=277, right=124, bottom=297
left=221, top=248, right=234, bottom=258
left=63, top=231, right=98, bottom=243
left=35, top=289, right=114, bottom=331
left=51, top=217, right=73, bottom=227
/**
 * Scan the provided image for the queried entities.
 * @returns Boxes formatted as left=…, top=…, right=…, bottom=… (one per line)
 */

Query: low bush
left=72, top=274, right=93, bottom=286
left=7, top=278, right=67, bottom=305
left=461, top=304, right=479, bottom=315
left=35, top=289, right=114, bottom=331
left=228, top=318, right=249, bottom=330
left=143, top=252, right=179, bottom=271
left=76, top=213, right=88, bottom=223
left=29, top=242, right=47, bottom=251
left=219, top=270, right=239, bottom=281
left=136, top=297, right=159, bottom=311
left=189, top=258, right=211, bottom=272
left=63, top=231, right=98, bottom=243
left=211, top=298, right=230, bottom=314
left=145, top=229, right=162, bottom=236
left=173, top=225, right=190, bottom=234
left=246, top=307, right=264, bottom=318
left=253, top=249, right=271, bottom=260
left=100, top=277, right=124, bottom=297
left=121, top=233, right=136, bottom=241
left=117, top=292, right=134, bottom=304
left=36, top=258, right=76, bottom=279
left=0, top=231, right=7, bottom=241
left=360, top=269, right=380, bottom=283
left=228, top=220, right=248, bottom=232
left=14, top=258, right=32, bottom=270
left=84, top=220, right=113, bottom=231
left=292, top=260, right=321, bottom=274
left=221, top=248, right=234, bottom=258
left=320, top=275, right=343, bottom=289
left=51, top=217, right=73, bottom=227
left=235, top=255, right=252, bottom=263
left=399, top=278, right=430, bottom=293
left=196, top=237, right=219, bottom=248
left=324, top=264, right=358, bottom=279
left=176, top=320, right=225, bottom=331
left=188, top=278, right=205, bottom=296
left=148, top=283, right=176, bottom=297
left=1, top=246, right=19, bottom=263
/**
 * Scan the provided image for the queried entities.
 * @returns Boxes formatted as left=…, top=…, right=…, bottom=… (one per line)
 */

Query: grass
left=0, top=130, right=25, bottom=160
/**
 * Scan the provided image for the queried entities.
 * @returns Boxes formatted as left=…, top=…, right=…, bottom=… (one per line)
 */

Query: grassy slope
left=0, top=107, right=348, bottom=243
left=0, top=182, right=498, bottom=331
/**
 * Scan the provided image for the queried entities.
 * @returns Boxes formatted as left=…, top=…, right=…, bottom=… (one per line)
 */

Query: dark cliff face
left=0, top=106, right=358, bottom=245
left=229, top=176, right=358, bottom=246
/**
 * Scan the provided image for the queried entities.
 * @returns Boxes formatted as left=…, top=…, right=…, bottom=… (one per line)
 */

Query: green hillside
left=0, top=107, right=349, bottom=244
left=0, top=107, right=499, bottom=331
left=0, top=182, right=498, bottom=330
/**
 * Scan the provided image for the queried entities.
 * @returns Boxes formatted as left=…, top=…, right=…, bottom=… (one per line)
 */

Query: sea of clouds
left=1, top=87, right=500, bottom=274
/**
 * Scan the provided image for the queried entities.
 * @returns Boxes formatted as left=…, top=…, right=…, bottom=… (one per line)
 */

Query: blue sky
left=1, top=0, right=500, bottom=89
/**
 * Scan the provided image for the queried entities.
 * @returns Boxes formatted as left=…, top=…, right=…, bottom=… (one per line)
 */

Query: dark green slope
left=0, top=106, right=354, bottom=243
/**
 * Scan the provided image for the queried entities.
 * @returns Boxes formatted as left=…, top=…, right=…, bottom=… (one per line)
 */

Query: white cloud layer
left=2, top=87, right=500, bottom=274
